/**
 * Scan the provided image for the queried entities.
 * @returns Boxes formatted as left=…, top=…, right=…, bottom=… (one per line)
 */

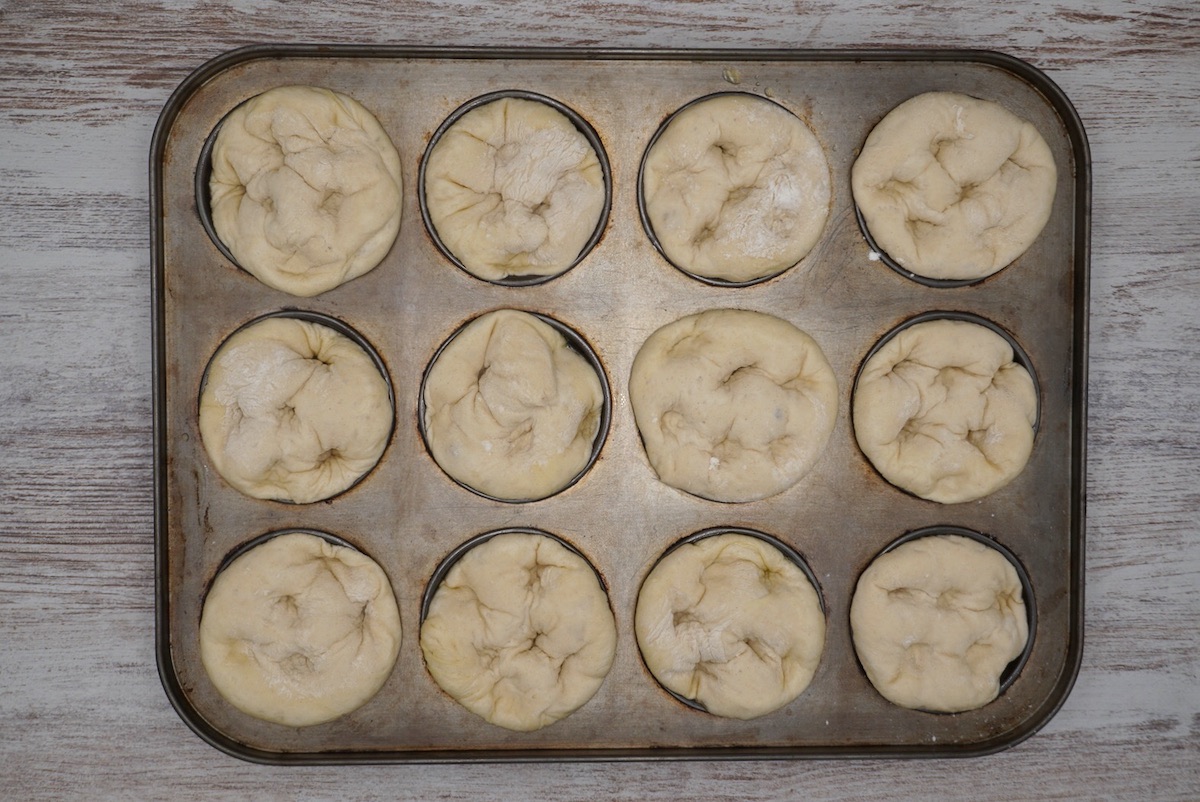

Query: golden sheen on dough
left=629, top=309, right=838, bottom=502
left=199, top=532, right=402, bottom=726
left=853, top=318, right=1037, bottom=504
left=851, top=91, right=1056, bottom=280
left=199, top=317, right=392, bottom=504
left=635, top=533, right=825, bottom=719
left=641, top=94, right=831, bottom=282
left=851, top=534, right=1028, bottom=712
left=424, top=96, right=605, bottom=282
left=422, top=310, right=604, bottom=501
left=209, top=85, right=402, bottom=297
left=420, top=533, right=617, bottom=732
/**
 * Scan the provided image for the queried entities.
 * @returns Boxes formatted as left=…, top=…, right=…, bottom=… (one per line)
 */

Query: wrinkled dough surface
left=642, top=94, right=831, bottom=282
left=629, top=309, right=838, bottom=502
left=853, top=319, right=1037, bottom=504
left=635, top=534, right=825, bottom=719
left=209, top=85, right=402, bottom=297
left=199, top=317, right=393, bottom=503
left=420, top=533, right=617, bottom=732
left=851, top=535, right=1028, bottom=712
left=422, top=310, right=604, bottom=500
left=424, top=97, right=605, bottom=281
left=851, top=91, right=1056, bottom=280
left=199, top=533, right=402, bottom=726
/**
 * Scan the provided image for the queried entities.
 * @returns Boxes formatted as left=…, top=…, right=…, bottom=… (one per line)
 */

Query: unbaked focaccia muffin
left=421, top=309, right=605, bottom=501
left=851, top=533, right=1029, bottom=712
left=199, top=532, right=402, bottom=727
left=851, top=91, right=1056, bottom=281
left=199, top=315, right=393, bottom=504
left=629, top=309, right=838, bottom=502
left=420, top=531, right=617, bottom=732
left=208, top=85, right=403, bottom=297
left=635, top=531, right=826, bottom=719
left=852, top=317, right=1037, bottom=504
left=641, top=93, right=831, bottom=283
left=423, top=94, right=607, bottom=282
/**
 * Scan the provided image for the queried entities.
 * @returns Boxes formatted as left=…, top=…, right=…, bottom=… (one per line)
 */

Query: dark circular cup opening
left=197, top=309, right=396, bottom=505
left=416, top=309, right=611, bottom=503
left=418, top=90, right=612, bottom=287
left=637, top=526, right=826, bottom=714
left=637, top=91, right=818, bottom=288
left=852, top=202, right=1004, bottom=289
left=195, top=111, right=244, bottom=272
left=419, top=527, right=607, bottom=624
left=854, top=525, right=1038, bottom=714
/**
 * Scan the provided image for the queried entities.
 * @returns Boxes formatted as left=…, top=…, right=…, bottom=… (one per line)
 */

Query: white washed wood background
left=1, top=1, right=1197, bottom=799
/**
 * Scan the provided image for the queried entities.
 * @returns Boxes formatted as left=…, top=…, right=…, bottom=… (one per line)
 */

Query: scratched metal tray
left=151, top=45, right=1089, bottom=763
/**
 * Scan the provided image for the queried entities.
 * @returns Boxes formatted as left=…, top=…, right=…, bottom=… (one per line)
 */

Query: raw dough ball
left=199, top=532, right=402, bottom=726
left=851, top=534, right=1029, bottom=712
left=209, top=85, right=402, bottom=297
left=423, top=95, right=606, bottom=282
left=629, top=309, right=838, bottom=502
left=853, top=318, right=1037, bottom=504
left=199, top=316, right=393, bottom=504
left=641, top=93, right=831, bottom=282
left=420, top=532, right=617, bottom=732
left=851, top=91, right=1056, bottom=281
left=635, top=533, right=825, bottom=719
left=422, top=310, right=604, bottom=501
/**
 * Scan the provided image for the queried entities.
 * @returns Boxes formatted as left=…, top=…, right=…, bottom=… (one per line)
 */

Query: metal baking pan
left=151, top=45, right=1089, bottom=762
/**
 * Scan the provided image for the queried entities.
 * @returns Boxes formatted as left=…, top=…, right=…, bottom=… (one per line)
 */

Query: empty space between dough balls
left=199, top=531, right=402, bottom=727
left=207, top=85, right=403, bottom=297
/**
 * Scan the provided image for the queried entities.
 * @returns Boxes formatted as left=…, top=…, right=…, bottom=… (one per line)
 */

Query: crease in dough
left=629, top=309, right=837, bottom=502
left=423, top=96, right=606, bottom=281
left=641, top=94, right=831, bottom=282
left=422, top=309, right=604, bottom=501
left=209, top=85, right=403, bottom=297
left=199, top=532, right=402, bottom=727
left=850, top=534, right=1028, bottom=712
left=853, top=318, right=1037, bottom=504
left=635, top=533, right=825, bottom=719
left=420, top=532, right=617, bottom=732
left=199, top=316, right=393, bottom=503
left=851, top=91, right=1056, bottom=280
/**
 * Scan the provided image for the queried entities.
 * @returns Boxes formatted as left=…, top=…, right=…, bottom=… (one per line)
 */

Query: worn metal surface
left=151, top=46, right=1088, bottom=762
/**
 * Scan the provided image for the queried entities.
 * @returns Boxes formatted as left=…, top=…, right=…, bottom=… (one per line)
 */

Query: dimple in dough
left=199, top=317, right=393, bottom=504
left=209, top=85, right=403, bottom=297
left=635, top=533, right=825, bottom=719
left=641, top=94, right=831, bottom=283
left=421, top=309, right=604, bottom=501
left=199, top=532, right=402, bottom=727
left=853, top=318, right=1037, bottom=504
left=851, top=91, right=1056, bottom=281
left=629, top=309, right=838, bottom=503
left=420, top=532, right=617, bottom=732
left=423, top=96, right=606, bottom=282
left=850, top=534, right=1028, bottom=712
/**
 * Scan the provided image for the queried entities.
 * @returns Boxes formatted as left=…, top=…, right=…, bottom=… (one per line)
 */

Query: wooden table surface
left=2, top=1, right=1197, bottom=799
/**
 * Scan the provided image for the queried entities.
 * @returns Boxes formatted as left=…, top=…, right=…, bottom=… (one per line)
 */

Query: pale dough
left=199, top=532, right=402, bottom=727
left=641, top=93, right=831, bottom=283
left=853, top=318, right=1037, bottom=504
left=199, top=316, right=393, bottom=504
left=420, top=532, right=617, bottom=732
left=851, top=91, right=1057, bottom=281
left=422, top=310, right=604, bottom=501
left=209, top=85, right=402, bottom=297
left=850, top=534, right=1028, bottom=712
left=423, top=96, right=606, bottom=282
left=629, top=309, right=838, bottom=502
left=635, top=533, right=825, bottom=719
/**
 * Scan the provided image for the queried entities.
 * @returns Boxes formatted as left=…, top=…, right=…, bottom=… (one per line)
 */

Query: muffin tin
left=151, top=46, right=1089, bottom=762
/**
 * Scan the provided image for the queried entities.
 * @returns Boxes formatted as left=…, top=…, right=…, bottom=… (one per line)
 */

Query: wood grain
left=1, top=0, right=1198, bottom=798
